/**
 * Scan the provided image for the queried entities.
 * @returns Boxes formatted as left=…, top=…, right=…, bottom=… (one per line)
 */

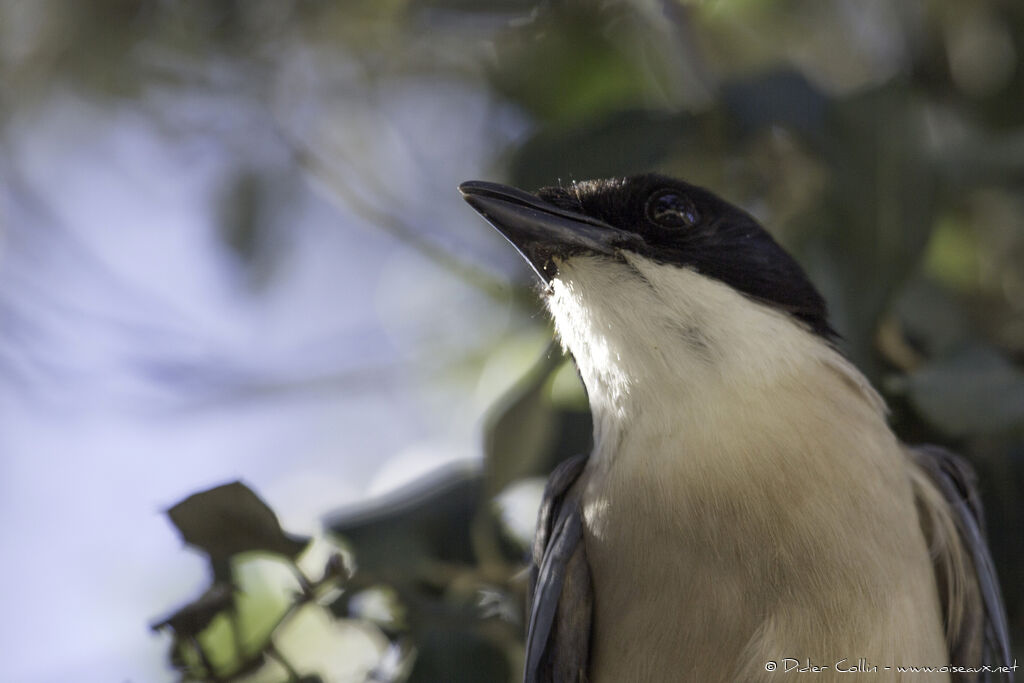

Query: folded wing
left=909, top=445, right=1014, bottom=683
left=525, top=454, right=593, bottom=683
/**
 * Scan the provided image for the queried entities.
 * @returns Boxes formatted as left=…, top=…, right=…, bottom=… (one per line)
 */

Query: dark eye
left=646, top=191, right=700, bottom=228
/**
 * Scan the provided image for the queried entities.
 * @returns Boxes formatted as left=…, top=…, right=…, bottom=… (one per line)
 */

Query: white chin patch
left=543, top=252, right=883, bottom=417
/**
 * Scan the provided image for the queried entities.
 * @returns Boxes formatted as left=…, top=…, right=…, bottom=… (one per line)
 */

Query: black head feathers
left=461, top=174, right=836, bottom=341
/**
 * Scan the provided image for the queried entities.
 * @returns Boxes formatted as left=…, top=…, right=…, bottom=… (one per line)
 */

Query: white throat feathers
left=543, top=252, right=886, bottom=463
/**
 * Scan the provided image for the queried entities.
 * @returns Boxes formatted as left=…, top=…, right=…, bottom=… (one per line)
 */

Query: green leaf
left=921, top=215, right=982, bottom=291
left=194, top=610, right=244, bottom=678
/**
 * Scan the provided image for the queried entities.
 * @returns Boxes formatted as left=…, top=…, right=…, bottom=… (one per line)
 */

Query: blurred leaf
left=473, top=344, right=592, bottom=565
left=325, top=462, right=521, bottom=680
left=489, top=4, right=649, bottom=125
left=481, top=344, right=562, bottom=500
left=548, top=359, right=588, bottom=409
left=167, top=482, right=311, bottom=578
left=493, top=477, right=546, bottom=551
left=231, top=555, right=305, bottom=656
left=406, top=625, right=510, bottom=683
left=151, top=582, right=236, bottom=637
left=218, top=170, right=298, bottom=291
left=720, top=69, right=828, bottom=143
left=269, top=605, right=389, bottom=683
left=326, top=463, right=481, bottom=577
left=479, top=343, right=592, bottom=495
left=922, top=215, right=982, bottom=291
left=937, top=130, right=1024, bottom=187
left=414, top=0, right=537, bottom=11
left=369, top=639, right=417, bottom=683
left=195, top=610, right=244, bottom=678
left=890, top=278, right=973, bottom=358
left=294, top=536, right=352, bottom=585
left=347, top=586, right=408, bottom=633
left=509, top=109, right=686, bottom=191
left=896, top=345, right=1024, bottom=437
left=220, top=172, right=263, bottom=266
left=802, top=87, right=938, bottom=372
left=508, top=69, right=825, bottom=210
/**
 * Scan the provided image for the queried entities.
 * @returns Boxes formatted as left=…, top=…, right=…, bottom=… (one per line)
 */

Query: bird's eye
left=645, top=191, right=700, bottom=228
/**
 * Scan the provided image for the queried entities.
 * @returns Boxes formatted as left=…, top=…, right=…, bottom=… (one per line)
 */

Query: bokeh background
left=1, top=1, right=1022, bottom=681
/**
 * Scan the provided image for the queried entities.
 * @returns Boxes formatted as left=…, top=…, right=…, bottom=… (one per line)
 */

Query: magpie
left=459, top=174, right=1013, bottom=683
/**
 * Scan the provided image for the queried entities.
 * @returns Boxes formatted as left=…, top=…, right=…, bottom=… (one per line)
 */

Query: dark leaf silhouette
left=406, top=626, right=510, bottom=683
left=470, top=345, right=592, bottom=565
left=898, top=345, right=1024, bottom=437
left=809, top=87, right=939, bottom=374
left=509, top=109, right=684, bottom=191
left=327, top=464, right=481, bottom=576
left=167, top=481, right=311, bottom=577
left=720, top=69, right=828, bottom=142
left=150, top=582, right=235, bottom=637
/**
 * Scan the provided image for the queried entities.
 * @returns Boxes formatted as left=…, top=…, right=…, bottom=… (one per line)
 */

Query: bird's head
left=460, top=174, right=839, bottom=412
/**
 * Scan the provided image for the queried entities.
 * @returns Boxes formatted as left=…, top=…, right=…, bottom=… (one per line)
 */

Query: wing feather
left=909, top=445, right=1014, bottom=683
left=525, top=454, right=592, bottom=683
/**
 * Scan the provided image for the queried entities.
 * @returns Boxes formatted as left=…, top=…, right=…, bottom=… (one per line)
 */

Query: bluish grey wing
left=525, top=454, right=592, bottom=683
left=909, top=445, right=1014, bottom=683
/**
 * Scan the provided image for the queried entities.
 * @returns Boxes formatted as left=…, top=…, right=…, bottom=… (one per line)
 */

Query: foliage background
left=1, top=0, right=1022, bottom=681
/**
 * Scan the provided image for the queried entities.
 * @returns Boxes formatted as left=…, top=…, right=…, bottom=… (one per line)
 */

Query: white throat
left=543, top=253, right=886, bottom=464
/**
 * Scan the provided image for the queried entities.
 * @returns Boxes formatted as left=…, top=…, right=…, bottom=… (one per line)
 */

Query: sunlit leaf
left=922, top=216, right=982, bottom=291
left=271, top=605, right=388, bottom=683
left=347, top=586, right=408, bottom=632
left=231, top=554, right=303, bottom=657
left=493, top=477, right=547, bottom=551
left=195, top=611, right=243, bottom=678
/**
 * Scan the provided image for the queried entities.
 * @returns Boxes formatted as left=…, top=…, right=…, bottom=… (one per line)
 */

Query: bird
left=458, top=174, right=1014, bottom=683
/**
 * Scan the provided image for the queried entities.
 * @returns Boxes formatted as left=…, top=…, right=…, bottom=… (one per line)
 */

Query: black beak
left=458, top=180, right=641, bottom=282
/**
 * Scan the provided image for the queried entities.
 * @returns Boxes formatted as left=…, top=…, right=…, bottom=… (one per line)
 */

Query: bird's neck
left=543, top=256, right=887, bottom=469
